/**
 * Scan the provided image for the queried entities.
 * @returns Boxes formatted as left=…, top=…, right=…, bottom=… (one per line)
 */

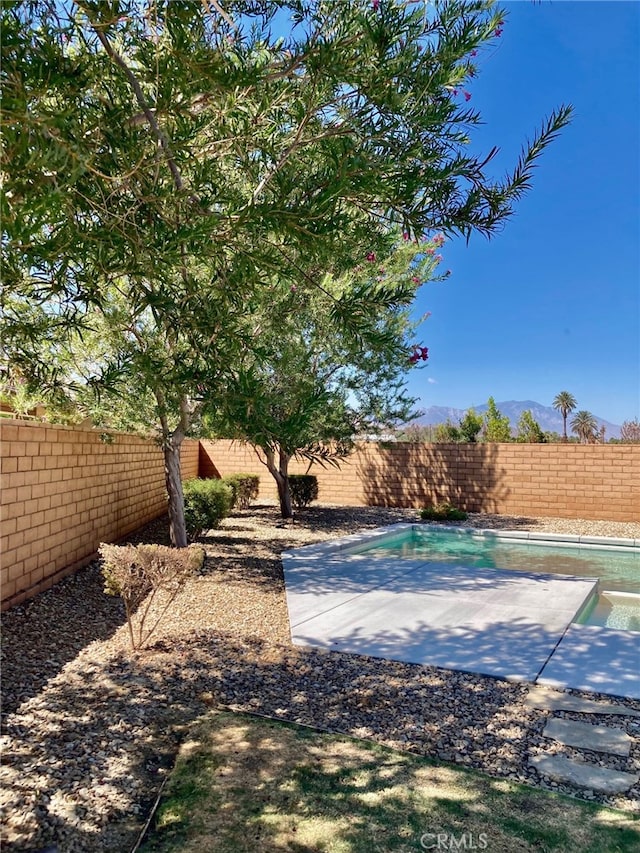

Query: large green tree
left=205, top=233, right=438, bottom=518
left=571, top=410, right=598, bottom=444
left=552, top=391, right=577, bottom=443
left=515, top=409, right=545, bottom=443
left=482, top=397, right=512, bottom=442
left=458, top=408, right=483, bottom=443
left=1, top=0, right=571, bottom=543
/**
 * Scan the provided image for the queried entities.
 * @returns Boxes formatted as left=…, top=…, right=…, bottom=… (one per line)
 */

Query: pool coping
left=282, top=523, right=640, bottom=700
left=283, top=523, right=640, bottom=561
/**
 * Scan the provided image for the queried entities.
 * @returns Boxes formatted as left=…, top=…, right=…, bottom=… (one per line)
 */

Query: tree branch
left=87, top=24, right=186, bottom=195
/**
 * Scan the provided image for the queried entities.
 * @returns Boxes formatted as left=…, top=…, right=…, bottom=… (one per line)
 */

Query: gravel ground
left=1, top=505, right=639, bottom=852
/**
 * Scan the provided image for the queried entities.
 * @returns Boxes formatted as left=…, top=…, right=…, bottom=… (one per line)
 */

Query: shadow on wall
left=356, top=442, right=510, bottom=512
left=199, top=443, right=222, bottom=478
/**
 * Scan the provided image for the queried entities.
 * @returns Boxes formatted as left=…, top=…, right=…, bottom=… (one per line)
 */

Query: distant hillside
left=413, top=400, right=622, bottom=439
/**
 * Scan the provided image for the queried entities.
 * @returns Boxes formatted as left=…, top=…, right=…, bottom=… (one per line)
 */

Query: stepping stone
left=543, top=718, right=632, bottom=757
left=527, top=686, right=640, bottom=717
left=529, top=754, right=639, bottom=794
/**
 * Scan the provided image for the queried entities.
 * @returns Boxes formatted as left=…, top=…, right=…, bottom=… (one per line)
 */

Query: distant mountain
left=413, top=400, right=622, bottom=439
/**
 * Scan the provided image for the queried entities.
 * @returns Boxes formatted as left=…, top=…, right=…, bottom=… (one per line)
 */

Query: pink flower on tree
left=463, top=91, right=471, bottom=102
left=403, top=232, right=410, bottom=241
left=470, top=49, right=478, bottom=57
left=411, top=276, right=420, bottom=283
left=409, top=346, right=429, bottom=364
left=366, top=251, right=376, bottom=262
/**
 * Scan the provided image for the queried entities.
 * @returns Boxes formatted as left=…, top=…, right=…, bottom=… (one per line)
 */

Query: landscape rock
left=2, top=506, right=639, bottom=852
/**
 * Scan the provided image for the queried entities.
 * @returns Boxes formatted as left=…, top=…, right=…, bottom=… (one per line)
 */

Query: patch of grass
left=147, top=749, right=222, bottom=849
left=141, top=712, right=640, bottom=853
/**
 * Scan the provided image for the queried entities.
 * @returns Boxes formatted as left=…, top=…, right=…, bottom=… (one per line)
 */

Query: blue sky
left=406, top=1, right=640, bottom=425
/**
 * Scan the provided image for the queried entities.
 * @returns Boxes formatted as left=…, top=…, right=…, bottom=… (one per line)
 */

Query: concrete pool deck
left=282, top=526, right=640, bottom=700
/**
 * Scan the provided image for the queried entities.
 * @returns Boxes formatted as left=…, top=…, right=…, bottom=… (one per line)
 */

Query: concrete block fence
left=1, top=423, right=638, bottom=609
left=199, top=439, right=639, bottom=522
left=0, top=419, right=198, bottom=609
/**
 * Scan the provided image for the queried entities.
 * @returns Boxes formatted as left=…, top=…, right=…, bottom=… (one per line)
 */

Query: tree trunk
left=164, top=434, right=188, bottom=547
left=264, top=446, right=293, bottom=519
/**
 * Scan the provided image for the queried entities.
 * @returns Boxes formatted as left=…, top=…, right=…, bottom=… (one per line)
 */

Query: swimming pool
left=345, top=525, right=640, bottom=631
left=283, top=523, right=640, bottom=696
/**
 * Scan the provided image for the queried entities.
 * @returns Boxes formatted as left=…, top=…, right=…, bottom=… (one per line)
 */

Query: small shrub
left=222, top=473, right=259, bottom=509
left=419, top=502, right=468, bottom=521
left=289, top=474, right=318, bottom=510
left=100, top=542, right=205, bottom=649
left=183, top=478, right=233, bottom=539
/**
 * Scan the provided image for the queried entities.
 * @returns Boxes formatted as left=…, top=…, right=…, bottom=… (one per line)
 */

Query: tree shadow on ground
left=1, top=506, right=343, bottom=724
left=1, top=515, right=173, bottom=725
left=196, top=504, right=420, bottom=588
left=139, top=711, right=640, bottom=853
left=0, top=562, right=126, bottom=724
left=3, top=627, right=639, bottom=852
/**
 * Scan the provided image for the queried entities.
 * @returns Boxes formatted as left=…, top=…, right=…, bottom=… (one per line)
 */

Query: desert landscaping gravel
left=1, top=504, right=639, bottom=852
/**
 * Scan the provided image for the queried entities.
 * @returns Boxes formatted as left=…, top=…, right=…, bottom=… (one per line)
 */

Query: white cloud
left=427, top=377, right=437, bottom=384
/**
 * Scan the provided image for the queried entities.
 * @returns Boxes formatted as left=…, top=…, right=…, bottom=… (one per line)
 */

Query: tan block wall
left=3, top=431, right=637, bottom=610
left=198, top=440, right=640, bottom=522
left=0, top=420, right=199, bottom=609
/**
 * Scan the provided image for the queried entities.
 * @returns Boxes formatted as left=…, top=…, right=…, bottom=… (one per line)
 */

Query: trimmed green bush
left=419, top=502, right=467, bottom=521
left=289, top=474, right=318, bottom=510
left=222, top=473, right=259, bottom=509
left=183, top=478, right=233, bottom=539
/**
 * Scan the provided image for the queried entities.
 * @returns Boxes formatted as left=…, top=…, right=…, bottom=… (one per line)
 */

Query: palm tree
left=552, top=391, right=577, bottom=442
left=571, top=410, right=598, bottom=444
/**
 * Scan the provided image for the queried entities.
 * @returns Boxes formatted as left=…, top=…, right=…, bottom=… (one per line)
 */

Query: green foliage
left=482, top=397, right=512, bottom=442
left=2, top=0, right=571, bottom=537
left=289, top=475, right=319, bottom=510
left=515, top=410, right=546, bottom=443
left=100, top=542, right=205, bottom=649
left=552, top=391, right=577, bottom=415
left=420, top=503, right=468, bottom=521
left=570, top=410, right=598, bottom=444
left=222, top=474, right=260, bottom=509
left=204, top=233, right=442, bottom=517
left=183, top=479, right=233, bottom=539
left=458, top=408, right=483, bottom=443
left=552, top=391, right=577, bottom=441
left=431, top=409, right=482, bottom=444
left=433, top=420, right=461, bottom=443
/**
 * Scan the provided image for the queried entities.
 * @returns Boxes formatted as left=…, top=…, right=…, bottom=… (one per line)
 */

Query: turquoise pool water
left=576, top=592, right=640, bottom=632
left=348, top=527, right=640, bottom=631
